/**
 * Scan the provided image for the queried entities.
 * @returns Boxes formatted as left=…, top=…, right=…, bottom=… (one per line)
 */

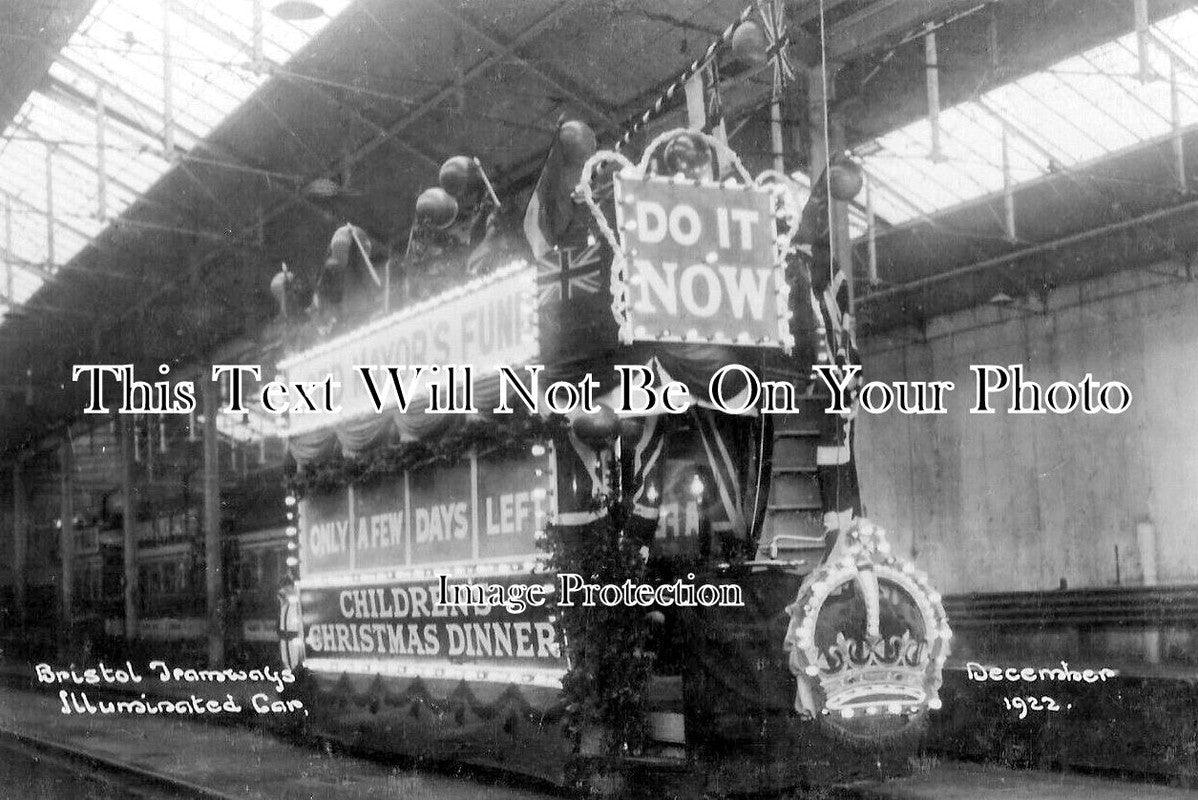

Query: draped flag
left=623, top=415, right=668, bottom=546
left=523, top=121, right=591, bottom=261
left=552, top=426, right=610, bottom=530
left=555, top=413, right=671, bottom=543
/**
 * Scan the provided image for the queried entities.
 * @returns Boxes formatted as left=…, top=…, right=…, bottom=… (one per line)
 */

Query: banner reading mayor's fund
left=613, top=175, right=785, bottom=347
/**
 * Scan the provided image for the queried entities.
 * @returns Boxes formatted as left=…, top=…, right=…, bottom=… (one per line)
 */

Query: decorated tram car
left=273, top=125, right=950, bottom=795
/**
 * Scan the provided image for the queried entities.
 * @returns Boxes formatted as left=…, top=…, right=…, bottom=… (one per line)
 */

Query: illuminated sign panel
left=299, top=572, right=565, bottom=686
left=408, top=464, right=473, bottom=565
left=476, top=454, right=550, bottom=560
left=299, top=449, right=553, bottom=577
left=278, top=264, right=537, bottom=435
left=300, top=491, right=352, bottom=575
left=612, top=176, right=789, bottom=348
left=352, top=477, right=408, bottom=568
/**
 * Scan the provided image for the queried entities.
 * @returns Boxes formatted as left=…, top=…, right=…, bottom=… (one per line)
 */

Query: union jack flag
left=536, top=241, right=604, bottom=303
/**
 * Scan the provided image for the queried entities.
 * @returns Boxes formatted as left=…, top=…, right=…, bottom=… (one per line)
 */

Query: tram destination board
left=298, top=572, right=566, bottom=685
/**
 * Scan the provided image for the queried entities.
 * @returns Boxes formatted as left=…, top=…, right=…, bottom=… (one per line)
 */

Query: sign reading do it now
left=613, top=175, right=786, bottom=347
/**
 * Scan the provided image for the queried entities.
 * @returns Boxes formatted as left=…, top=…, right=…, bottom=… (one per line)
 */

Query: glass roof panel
left=855, top=7, right=1198, bottom=228
left=1, top=0, right=351, bottom=313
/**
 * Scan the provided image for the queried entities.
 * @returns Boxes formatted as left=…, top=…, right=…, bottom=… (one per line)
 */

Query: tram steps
left=756, top=394, right=832, bottom=563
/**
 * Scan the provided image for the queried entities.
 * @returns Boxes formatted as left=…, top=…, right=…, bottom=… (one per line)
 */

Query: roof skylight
left=858, top=6, right=1198, bottom=228
left=0, top=0, right=351, bottom=308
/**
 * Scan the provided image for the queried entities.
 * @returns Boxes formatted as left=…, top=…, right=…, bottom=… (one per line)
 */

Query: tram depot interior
left=2, top=0, right=1198, bottom=792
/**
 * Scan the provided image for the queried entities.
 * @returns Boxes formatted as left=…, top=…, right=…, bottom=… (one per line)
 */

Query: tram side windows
left=150, top=563, right=163, bottom=600
left=236, top=551, right=254, bottom=594
left=261, top=549, right=279, bottom=592
left=138, top=566, right=150, bottom=612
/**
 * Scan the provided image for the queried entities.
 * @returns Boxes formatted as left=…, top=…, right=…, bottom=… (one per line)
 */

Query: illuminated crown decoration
left=784, top=520, right=951, bottom=729
left=573, top=128, right=805, bottom=354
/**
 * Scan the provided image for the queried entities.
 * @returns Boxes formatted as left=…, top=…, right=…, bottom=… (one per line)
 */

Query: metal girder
left=109, top=217, right=238, bottom=244
left=345, top=0, right=589, bottom=169
left=426, top=0, right=620, bottom=132
left=121, top=5, right=406, bottom=224
left=0, top=208, right=162, bottom=285
left=52, top=56, right=312, bottom=197
left=791, top=0, right=856, bottom=26
left=49, top=62, right=343, bottom=237
left=12, top=115, right=146, bottom=207
left=0, top=191, right=101, bottom=255
left=55, top=56, right=202, bottom=147
left=0, top=248, right=54, bottom=282
left=91, top=0, right=590, bottom=358
left=269, top=71, right=444, bottom=171
left=862, top=196, right=1198, bottom=303
left=824, top=0, right=982, bottom=62
left=0, top=286, right=105, bottom=318
left=170, top=1, right=444, bottom=172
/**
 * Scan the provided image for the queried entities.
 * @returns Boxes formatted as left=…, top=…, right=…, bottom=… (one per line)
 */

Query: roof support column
left=251, top=0, right=265, bottom=74
left=924, top=25, right=942, bottom=162
left=1001, top=122, right=1017, bottom=242
left=4, top=196, right=12, bottom=302
left=1134, top=0, right=1153, bottom=82
left=865, top=171, right=878, bottom=286
left=769, top=95, right=785, bottom=173
left=95, top=85, right=108, bottom=220
left=59, top=435, right=75, bottom=651
left=1170, top=56, right=1186, bottom=192
left=202, top=374, right=224, bottom=667
left=120, top=414, right=139, bottom=640
left=162, top=0, right=176, bottom=160
left=12, top=456, right=28, bottom=632
left=44, top=145, right=55, bottom=269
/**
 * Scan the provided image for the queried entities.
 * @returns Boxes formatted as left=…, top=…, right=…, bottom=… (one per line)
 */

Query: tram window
left=238, top=554, right=254, bottom=591
left=261, top=550, right=278, bottom=588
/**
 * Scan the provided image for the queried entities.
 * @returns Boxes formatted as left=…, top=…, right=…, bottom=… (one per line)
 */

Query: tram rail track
left=0, top=726, right=242, bottom=800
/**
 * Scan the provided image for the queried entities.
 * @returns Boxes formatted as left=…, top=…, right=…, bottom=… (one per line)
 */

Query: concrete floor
left=848, top=760, right=1195, bottom=800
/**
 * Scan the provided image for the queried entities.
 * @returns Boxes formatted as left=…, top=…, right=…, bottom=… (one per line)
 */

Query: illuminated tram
left=273, top=126, right=950, bottom=795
